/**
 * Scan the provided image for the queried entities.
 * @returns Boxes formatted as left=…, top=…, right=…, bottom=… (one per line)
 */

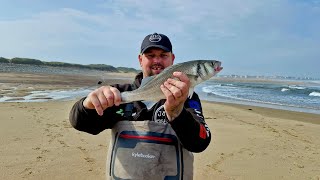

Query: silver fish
left=120, top=60, right=223, bottom=104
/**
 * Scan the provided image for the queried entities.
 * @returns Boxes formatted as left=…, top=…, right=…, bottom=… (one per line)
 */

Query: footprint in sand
left=42, top=149, right=50, bottom=153
left=63, top=120, right=72, bottom=128
left=46, top=123, right=59, bottom=128
left=84, top=157, right=95, bottom=163
left=238, top=148, right=255, bottom=156
left=293, top=162, right=305, bottom=169
left=32, top=147, right=41, bottom=151
left=32, top=147, right=50, bottom=161
left=77, top=146, right=86, bottom=152
left=36, top=156, right=44, bottom=162
left=48, top=133, right=63, bottom=144
left=77, top=146, right=96, bottom=171
left=20, top=167, right=33, bottom=177
left=207, top=152, right=234, bottom=172
left=282, top=129, right=312, bottom=143
left=13, top=137, right=21, bottom=141
left=58, top=139, right=69, bottom=147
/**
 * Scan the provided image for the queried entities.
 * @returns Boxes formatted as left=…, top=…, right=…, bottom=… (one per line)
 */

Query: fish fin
left=186, top=74, right=199, bottom=82
left=142, top=101, right=157, bottom=110
left=188, top=88, right=194, bottom=99
left=186, top=75, right=197, bottom=99
left=140, top=76, right=155, bottom=87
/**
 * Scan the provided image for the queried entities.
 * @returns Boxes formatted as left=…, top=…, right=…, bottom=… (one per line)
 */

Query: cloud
left=0, top=0, right=268, bottom=56
left=98, top=0, right=264, bottom=38
left=0, top=8, right=129, bottom=61
left=0, top=1, right=319, bottom=77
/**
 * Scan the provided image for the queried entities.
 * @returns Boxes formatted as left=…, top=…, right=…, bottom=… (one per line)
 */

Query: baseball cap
left=140, top=33, right=172, bottom=54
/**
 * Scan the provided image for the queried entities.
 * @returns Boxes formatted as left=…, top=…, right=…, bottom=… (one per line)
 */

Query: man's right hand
left=83, top=86, right=121, bottom=116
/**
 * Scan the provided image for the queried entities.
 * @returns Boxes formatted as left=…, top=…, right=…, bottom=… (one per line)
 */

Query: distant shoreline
left=0, top=63, right=139, bottom=76
left=0, top=57, right=140, bottom=73
left=1, top=57, right=319, bottom=80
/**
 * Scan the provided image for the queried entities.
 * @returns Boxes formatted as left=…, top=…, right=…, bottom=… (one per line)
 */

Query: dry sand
left=0, top=72, right=320, bottom=180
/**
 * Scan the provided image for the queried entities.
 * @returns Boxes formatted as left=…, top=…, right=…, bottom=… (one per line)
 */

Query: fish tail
left=188, top=88, right=194, bottom=98
left=120, top=92, right=130, bottom=104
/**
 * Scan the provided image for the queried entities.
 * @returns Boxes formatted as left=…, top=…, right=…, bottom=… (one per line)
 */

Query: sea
left=195, top=78, right=320, bottom=115
left=1, top=73, right=319, bottom=115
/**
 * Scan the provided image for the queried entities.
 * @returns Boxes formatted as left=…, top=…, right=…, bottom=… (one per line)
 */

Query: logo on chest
left=153, top=105, right=168, bottom=124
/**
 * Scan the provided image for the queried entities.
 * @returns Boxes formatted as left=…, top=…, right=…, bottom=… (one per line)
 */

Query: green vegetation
left=0, top=57, right=10, bottom=63
left=87, top=64, right=118, bottom=72
left=43, top=61, right=89, bottom=69
left=0, top=56, right=139, bottom=73
left=11, top=58, right=44, bottom=65
left=117, top=67, right=140, bottom=73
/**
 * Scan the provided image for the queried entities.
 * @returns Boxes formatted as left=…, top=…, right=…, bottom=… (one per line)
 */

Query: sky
left=0, top=0, right=319, bottom=78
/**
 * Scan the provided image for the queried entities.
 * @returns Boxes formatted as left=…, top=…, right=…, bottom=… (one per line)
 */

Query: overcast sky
left=0, top=0, right=319, bottom=78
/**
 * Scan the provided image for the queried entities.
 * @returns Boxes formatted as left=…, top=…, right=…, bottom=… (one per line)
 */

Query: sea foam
left=288, top=85, right=306, bottom=90
left=309, top=92, right=320, bottom=97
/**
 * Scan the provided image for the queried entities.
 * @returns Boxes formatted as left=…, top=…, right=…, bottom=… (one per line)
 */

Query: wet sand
left=0, top=72, right=320, bottom=180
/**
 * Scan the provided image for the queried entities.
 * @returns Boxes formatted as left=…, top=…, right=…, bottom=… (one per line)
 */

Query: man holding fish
left=69, top=33, right=222, bottom=179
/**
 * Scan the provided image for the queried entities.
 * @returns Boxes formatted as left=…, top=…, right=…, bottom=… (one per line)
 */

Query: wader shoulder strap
left=123, top=103, right=134, bottom=120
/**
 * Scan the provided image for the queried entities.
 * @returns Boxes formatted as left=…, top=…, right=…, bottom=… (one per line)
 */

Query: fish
left=120, top=60, right=223, bottom=104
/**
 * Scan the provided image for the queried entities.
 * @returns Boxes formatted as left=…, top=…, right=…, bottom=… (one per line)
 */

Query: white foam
left=309, top=92, right=320, bottom=97
left=288, top=85, right=306, bottom=90
left=0, top=88, right=93, bottom=102
left=201, top=84, right=235, bottom=94
left=281, top=88, right=289, bottom=92
left=202, top=86, right=213, bottom=93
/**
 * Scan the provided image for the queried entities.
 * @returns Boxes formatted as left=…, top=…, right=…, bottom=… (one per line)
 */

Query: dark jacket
left=69, top=72, right=211, bottom=152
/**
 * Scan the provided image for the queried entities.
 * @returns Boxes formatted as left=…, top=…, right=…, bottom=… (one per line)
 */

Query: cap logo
left=149, top=34, right=162, bottom=42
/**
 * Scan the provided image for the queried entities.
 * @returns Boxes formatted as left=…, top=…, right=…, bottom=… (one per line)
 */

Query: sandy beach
left=1, top=72, right=320, bottom=180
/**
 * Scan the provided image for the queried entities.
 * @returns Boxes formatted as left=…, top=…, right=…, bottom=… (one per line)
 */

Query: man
left=69, top=33, right=211, bottom=180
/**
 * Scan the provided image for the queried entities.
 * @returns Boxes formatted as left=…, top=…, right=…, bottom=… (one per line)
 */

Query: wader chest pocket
left=110, top=131, right=182, bottom=180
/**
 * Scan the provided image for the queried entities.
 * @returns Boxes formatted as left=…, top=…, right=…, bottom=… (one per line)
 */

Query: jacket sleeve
left=69, top=97, right=121, bottom=135
left=69, top=84, right=131, bottom=135
left=169, top=93, right=211, bottom=153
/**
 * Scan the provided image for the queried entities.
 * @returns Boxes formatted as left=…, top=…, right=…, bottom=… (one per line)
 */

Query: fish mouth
left=215, top=66, right=223, bottom=72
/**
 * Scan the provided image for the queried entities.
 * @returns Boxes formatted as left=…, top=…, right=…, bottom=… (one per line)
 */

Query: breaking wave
left=309, top=92, right=320, bottom=97
left=288, top=85, right=306, bottom=90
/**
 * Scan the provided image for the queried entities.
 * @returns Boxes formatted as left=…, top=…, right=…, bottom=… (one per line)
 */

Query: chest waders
left=105, top=105, right=194, bottom=180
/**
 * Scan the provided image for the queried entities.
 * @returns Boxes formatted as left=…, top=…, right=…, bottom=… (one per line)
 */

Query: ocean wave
left=202, top=86, right=214, bottom=93
left=202, top=90, right=320, bottom=111
left=309, top=92, right=320, bottom=97
left=201, top=85, right=223, bottom=93
left=197, top=81, right=320, bottom=113
left=224, top=84, right=234, bottom=87
left=288, top=85, right=306, bottom=90
left=0, top=88, right=93, bottom=102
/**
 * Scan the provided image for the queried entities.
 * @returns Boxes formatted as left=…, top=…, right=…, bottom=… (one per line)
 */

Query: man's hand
left=83, top=86, right=121, bottom=116
left=160, top=72, right=190, bottom=121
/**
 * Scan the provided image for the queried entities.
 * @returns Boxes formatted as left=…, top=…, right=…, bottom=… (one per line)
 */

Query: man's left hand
left=160, top=71, right=190, bottom=121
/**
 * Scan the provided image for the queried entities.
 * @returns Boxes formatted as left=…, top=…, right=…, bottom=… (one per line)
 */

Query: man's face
left=139, top=48, right=175, bottom=78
